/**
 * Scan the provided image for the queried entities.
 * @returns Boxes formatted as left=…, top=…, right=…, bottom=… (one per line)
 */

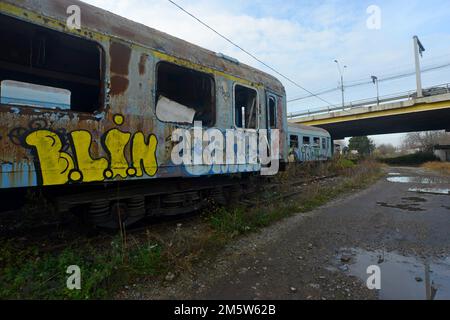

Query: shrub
left=379, top=152, right=438, bottom=166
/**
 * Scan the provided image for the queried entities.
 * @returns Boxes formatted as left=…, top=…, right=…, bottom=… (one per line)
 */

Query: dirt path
left=123, top=166, right=450, bottom=300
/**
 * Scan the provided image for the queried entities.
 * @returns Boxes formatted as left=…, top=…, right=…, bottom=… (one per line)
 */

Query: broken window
left=303, top=136, right=310, bottom=145
left=0, top=80, right=71, bottom=110
left=313, top=137, right=320, bottom=146
left=0, top=14, right=103, bottom=112
left=235, top=85, right=258, bottom=129
left=156, top=62, right=215, bottom=126
left=290, top=135, right=299, bottom=149
left=268, top=96, right=277, bottom=128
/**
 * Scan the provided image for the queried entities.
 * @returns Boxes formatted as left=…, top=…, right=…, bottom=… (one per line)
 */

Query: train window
left=0, top=14, right=103, bottom=112
left=321, top=138, right=326, bottom=149
left=268, top=96, right=277, bottom=128
left=290, top=135, right=299, bottom=148
left=156, top=62, right=215, bottom=126
left=0, top=80, right=71, bottom=110
left=303, top=136, right=310, bottom=145
left=235, top=85, right=258, bottom=129
left=313, top=137, right=320, bottom=146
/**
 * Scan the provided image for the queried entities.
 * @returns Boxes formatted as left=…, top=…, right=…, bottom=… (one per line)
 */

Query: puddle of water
left=387, top=176, right=447, bottom=184
left=335, top=248, right=450, bottom=300
left=402, top=197, right=427, bottom=203
left=377, top=201, right=424, bottom=212
left=408, top=188, right=450, bottom=195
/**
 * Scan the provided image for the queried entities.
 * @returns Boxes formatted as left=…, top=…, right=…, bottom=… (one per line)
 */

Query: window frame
left=154, top=60, right=216, bottom=127
left=233, top=82, right=259, bottom=129
left=289, top=134, right=299, bottom=149
left=313, top=137, right=321, bottom=147
left=0, top=14, right=106, bottom=114
left=302, top=136, right=311, bottom=145
left=267, top=94, right=277, bottom=129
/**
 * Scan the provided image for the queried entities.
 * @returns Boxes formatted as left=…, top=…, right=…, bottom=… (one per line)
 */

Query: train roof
left=1, top=0, right=285, bottom=95
left=288, top=123, right=330, bottom=136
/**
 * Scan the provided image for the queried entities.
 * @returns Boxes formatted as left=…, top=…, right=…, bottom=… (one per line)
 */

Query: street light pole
left=413, top=35, right=425, bottom=98
left=371, top=75, right=379, bottom=105
left=334, top=60, right=347, bottom=108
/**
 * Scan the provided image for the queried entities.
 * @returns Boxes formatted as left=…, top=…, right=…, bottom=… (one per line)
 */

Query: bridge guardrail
left=288, top=82, right=450, bottom=119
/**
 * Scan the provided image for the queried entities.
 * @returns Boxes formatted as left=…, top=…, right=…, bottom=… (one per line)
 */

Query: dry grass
left=422, top=161, right=450, bottom=175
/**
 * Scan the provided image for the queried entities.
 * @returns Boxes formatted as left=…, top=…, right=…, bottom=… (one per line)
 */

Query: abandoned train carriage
left=288, top=124, right=332, bottom=162
left=0, top=0, right=288, bottom=226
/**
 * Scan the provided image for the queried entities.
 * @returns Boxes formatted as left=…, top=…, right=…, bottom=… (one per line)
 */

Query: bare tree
left=376, top=143, right=397, bottom=157
left=401, top=131, right=450, bottom=152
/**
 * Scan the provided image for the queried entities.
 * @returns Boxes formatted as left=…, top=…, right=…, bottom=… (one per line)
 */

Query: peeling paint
left=110, top=41, right=131, bottom=76
left=139, top=53, right=147, bottom=75
left=110, top=75, right=129, bottom=96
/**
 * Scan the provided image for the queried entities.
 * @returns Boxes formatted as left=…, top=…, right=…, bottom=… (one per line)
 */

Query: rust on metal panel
left=109, top=41, right=131, bottom=96
left=110, top=41, right=131, bottom=76
left=110, top=75, right=129, bottom=96
left=139, top=53, right=147, bottom=76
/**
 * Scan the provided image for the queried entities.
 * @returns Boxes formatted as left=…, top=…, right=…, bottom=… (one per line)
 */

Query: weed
left=379, top=152, right=438, bottom=166
left=422, top=161, right=450, bottom=175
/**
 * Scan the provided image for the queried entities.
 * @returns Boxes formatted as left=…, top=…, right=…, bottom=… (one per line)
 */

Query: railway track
left=0, top=173, right=339, bottom=245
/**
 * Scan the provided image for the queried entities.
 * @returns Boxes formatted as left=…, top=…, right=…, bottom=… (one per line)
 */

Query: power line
left=344, top=53, right=450, bottom=85
left=288, top=52, right=450, bottom=102
left=288, top=61, right=450, bottom=103
left=166, top=0, right=335, bottom=108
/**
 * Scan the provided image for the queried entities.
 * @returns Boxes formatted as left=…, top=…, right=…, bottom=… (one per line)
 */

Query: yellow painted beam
left=295, top=100, right=450, bottom=126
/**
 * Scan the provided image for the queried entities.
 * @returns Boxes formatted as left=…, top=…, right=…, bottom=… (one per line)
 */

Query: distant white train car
left=288, top=123, right=332, bottom=162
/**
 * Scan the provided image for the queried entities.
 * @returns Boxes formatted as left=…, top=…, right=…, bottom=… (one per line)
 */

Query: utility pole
left=334, top=60, right=347, bottom=108
left=413, top=35, right=425, bottom=98
left=371, top=75, right=379, bottom=105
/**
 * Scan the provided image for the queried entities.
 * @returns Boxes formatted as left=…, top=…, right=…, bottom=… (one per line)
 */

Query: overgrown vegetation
left=379, top=152, right=439, bottom=166
left=0, top=235, right=165, bottom=299
left=422, top=161, right=450, bottom=175
left=209, top=159, right=381, bottom=237
left=0, top=158, right=382, bottom=299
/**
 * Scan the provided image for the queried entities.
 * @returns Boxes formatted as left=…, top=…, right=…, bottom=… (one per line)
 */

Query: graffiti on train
left=290, top=145, right=327, bottom=162
left=10, top=115, right=158, bottom=186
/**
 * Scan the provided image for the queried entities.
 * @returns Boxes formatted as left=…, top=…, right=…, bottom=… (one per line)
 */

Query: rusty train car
left=0, top=0, right=288, bottom=227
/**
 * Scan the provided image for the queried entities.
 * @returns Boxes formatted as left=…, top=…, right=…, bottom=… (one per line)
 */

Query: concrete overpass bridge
left=288, top=84, right=450, bottom=139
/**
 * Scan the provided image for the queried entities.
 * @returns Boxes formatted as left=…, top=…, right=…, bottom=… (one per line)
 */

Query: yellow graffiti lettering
left=71, top=130, right=109, bottom=182
left=104, top=129, right=131, bottom=178
left=25, top=130, right=75, bottom=186
left=132, top=133, right=158, bottom=177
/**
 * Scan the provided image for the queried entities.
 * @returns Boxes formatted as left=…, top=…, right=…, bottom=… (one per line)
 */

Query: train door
left=265, top=93, right=279, bottom=145
left=233, top=84, right=260, bottom=168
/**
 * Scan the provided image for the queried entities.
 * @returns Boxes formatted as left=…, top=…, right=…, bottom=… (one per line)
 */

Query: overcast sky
left=84, top=0, right=450, bottom=147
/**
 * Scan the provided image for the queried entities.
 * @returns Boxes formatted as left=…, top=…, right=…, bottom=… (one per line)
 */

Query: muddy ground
left=119, top=166, right=450, bottom=300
